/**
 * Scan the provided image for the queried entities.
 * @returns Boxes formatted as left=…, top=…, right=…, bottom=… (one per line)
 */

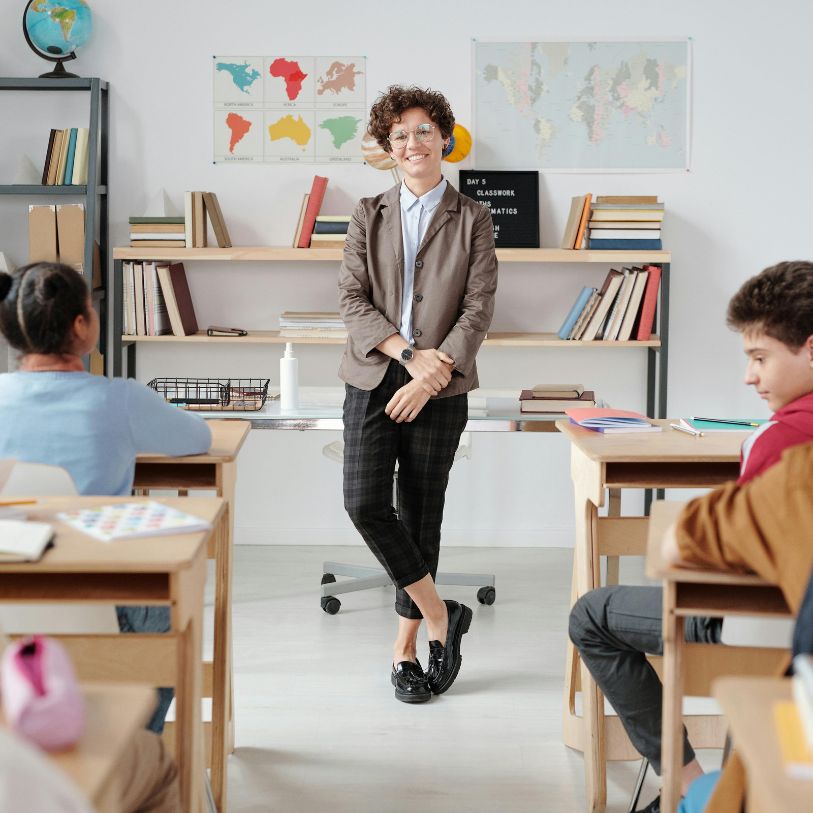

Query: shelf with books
left=0, top=184, right=106, bottom=196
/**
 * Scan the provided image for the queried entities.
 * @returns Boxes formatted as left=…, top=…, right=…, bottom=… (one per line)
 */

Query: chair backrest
left=0, top=461, right=78, bottom=497
left=792, top=564, right=813, bottom=661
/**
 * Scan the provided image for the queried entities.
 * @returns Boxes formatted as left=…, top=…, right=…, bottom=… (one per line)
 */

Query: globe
left=23, top=0, right=93, bottom=78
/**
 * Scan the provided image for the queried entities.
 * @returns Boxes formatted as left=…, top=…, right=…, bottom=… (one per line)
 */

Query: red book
left=635, top=264, right=662, bottom=340
left=296, top=176, right=328, bottom=248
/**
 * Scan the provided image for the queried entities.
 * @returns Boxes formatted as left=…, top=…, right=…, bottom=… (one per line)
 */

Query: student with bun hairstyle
left=0, top=262, right=212, bottom=732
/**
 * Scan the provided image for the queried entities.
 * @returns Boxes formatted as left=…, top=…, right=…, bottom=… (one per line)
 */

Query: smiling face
left=387, top=107, right=448, bottom=195
left=742, top=329, right=813, bottom=412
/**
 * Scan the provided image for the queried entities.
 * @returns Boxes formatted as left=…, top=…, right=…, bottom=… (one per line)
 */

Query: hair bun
left=0, top=272, right=12, bottom=303
left=39, top=270, right=68, bottom=301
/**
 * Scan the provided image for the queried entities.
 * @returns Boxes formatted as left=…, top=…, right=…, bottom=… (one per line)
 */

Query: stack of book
left=519, top=384, right=596, bottom=414
left=41, top=127, right=89, bottom=186
left=129, top=216, right=186, bottom=249
left=557, top=264, right=662, bottom=342
left=587, top=196, right=664, bottom=250
left=129, top=192, right=231, bottom=249
left=278, top=311, right=346, bottom=339
left=309, top=216, right=350, bottom=249
left=121, top=261, right=197, bottom=337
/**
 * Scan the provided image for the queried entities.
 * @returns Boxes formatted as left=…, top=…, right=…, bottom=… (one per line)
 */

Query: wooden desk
left=714, top=677, right=811, bottom=813
left=647, top=503, right=792, bottom=813
left=0, top=496, right=225, bottom=813
left=29, top=683, right=154, bottom=813
left=135, top=418, right=249, bottom=812
left=555, top=419, right=745, bottom=812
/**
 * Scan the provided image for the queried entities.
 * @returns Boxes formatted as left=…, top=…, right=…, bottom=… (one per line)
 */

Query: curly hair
left=0, top=262, right=90, bottom=355
left=368, top=85, right=455, bottom=151
left=727, top=260, right=813, bottom=348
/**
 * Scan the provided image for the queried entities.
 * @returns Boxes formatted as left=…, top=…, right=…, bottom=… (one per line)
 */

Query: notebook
left=0, top=520, right=54, bottom=561
left=58, top=501, right=211, bottom=543
left=565, top=408, right=662, bottom=434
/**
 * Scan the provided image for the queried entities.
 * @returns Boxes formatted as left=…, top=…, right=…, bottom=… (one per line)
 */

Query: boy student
left=569, top=260, right=813, bottom=812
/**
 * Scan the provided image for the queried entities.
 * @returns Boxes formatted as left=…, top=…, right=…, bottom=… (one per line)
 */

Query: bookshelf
left=111, top=246, right=671, bottom=418
left=0, top=77, right=109, bottom=371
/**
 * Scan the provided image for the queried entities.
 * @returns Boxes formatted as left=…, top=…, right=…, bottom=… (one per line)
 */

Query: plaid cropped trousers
left=343, top=360, right=468, bottom=619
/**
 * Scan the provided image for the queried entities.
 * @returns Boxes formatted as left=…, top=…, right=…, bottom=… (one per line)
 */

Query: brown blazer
left=337, top=182, right=498, bottom=397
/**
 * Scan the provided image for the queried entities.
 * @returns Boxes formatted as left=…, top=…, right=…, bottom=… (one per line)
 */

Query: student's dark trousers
left=343, top=360, right=468, bottom=619
left=568, top=585, right=722, bottom=774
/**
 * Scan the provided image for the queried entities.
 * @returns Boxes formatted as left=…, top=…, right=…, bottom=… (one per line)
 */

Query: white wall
left=1, top=1, right=810, bottom=546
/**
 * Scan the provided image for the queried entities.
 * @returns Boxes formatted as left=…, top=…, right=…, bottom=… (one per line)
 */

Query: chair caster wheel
left=321, top=596, right=341, bottom=615
left=477, top=586, right=496, bottom=605
left=321, top=573, right=336, bottom=585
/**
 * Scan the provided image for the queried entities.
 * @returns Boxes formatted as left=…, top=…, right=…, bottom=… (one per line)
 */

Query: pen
left=692, top=417, right=760, bottom=428
left=670, top=422, right=703, bottom=438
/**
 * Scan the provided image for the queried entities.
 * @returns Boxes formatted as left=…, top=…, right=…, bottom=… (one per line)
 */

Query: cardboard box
left=28, top=205, right=58, bottom=263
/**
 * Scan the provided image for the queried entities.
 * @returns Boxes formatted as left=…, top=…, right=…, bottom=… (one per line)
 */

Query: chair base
left=320, top=561, right=496, bottom=612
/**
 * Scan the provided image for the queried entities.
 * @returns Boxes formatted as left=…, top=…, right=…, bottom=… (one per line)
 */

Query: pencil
left=691, top=417, right=760, bottom=428
left=0, top=499, right=37, bottom=507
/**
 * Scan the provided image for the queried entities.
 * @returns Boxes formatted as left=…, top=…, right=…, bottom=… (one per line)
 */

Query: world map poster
left=474, top=41, right=690, bottom=171
left=213, top=55, right=366, bottom=164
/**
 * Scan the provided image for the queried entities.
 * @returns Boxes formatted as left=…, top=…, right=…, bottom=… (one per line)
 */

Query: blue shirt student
left=0, top=371, right=211, bottom=495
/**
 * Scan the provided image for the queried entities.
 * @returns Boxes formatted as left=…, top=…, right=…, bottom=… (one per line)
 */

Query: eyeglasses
left=388, top=123, right=435, bottom=150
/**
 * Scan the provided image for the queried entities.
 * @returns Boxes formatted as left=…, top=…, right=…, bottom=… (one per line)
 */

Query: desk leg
left=605, top=489, right=621, bottom=586
left=210, top=504, right=233, bottom=813
left=661, top=582, right=684, bottom=813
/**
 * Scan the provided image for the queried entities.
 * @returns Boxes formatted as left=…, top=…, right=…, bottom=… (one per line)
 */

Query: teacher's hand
left=385, top=380, right=432, bottom=423
left=405, top=349, right=454, bottom=395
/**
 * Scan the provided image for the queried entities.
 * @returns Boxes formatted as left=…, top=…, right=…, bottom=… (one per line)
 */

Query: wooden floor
left=205, top=545, right=719, bottom=813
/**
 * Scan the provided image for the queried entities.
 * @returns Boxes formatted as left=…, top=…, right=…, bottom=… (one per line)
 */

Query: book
left=202, top=192, right=232, bottom=248
left=682, top=417, right=766, bottom=432
left=519, top=390, right=596, bottom=413
left=143, top=261, right=155, bottom=335
left=592, top=202, right=665, bottom=210
left=588, top=220, right=662, bottom=230
left=122, top=261, right=135, bottom=335
left=0, top=520, right=54, bottom=562
left=595, top=196, right=659, bottom=204
left=568, top=290, right=600, bottom=339
left=184, top=191, right=193, bottom=247
left=292, top=193, right=309, bottom=248
left=315, top=215, right=351, bottom=222
left=297, top=176, right=329, bottom=248
left=560, top=195, right=588, bottom=249
left=57, top=500, right=211, bottom=543
left=193, top=191, right=207, bottom=248
left=305, top=239, right=345, bottom=249
left=774, top=701, right=813, bottom=779
left=28, top=204, right=58, bottom=263
left=129, top=233, right=187, bottom=240
left=129, top=216, right=185, bottom=225
left=45, top=129, right=64, bottom=185
left=566, top=408, right=661, bottom=433
left=54, top=128, right=71, bottom=184
left=557, top=286, right=596, bottom=339
left=133, top=262, right=146, bottom=335
left=130, top=224, right=186, bottom=233
left=310, top=232, right=347, bottom=241
left=63, top=128, right=77, bottom=185
left=588, top=238, right=663, bottom=250
left=148, top=264, right=171, bottom=336
left=617, top=268, right=650, bottom=341
left=41, top=128, right=57, bottom=185
left=587, top=229, right=661, bottom=240
left=528, top=384, right=585, bottom=398
left=574, top=193, right=593, bottom=249
left=313, top=221, right=349, bottom=234
left=581, top=270, right=624, bottom=341
left=129, top=240, right=187, bottom=248
left=603, top=269, right=636, bottom=341
left=157, top=262, right=198, bottom=336
left=590, top=210, right=665, bottom=222
left=636, top=264, right=662, bottom=340
left=70, top=128, right=89, bottom=185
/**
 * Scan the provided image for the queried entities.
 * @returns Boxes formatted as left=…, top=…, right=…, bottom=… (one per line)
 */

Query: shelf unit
left=0, top=77, right=109, bottom=370
left=111, top=246, right=671, bottom=417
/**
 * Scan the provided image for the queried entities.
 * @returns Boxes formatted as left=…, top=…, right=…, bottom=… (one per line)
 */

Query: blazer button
left=415, top=259, right=424, bottom=269
left=414, top=329, right=422, bottom=338
left=414, top=293, right=423, bottom=302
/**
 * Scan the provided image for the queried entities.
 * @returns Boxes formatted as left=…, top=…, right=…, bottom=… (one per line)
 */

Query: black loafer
left=391, top=660, right=431, bottom=703
left=426, top=599, right=473, bottom=695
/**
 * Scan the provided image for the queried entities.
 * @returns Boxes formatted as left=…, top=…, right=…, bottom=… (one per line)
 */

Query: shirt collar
left=400, top=177, right=447, bottom=213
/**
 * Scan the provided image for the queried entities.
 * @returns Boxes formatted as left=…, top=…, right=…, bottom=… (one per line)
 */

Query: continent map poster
left=213, top=55, right=366, bottom=164
left=474, top=40, right=690, bottom=171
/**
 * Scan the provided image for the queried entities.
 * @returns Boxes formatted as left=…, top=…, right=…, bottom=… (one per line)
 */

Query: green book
left=129, top=216, right=185, bottom=224
left=686, top=417, right=768, bottom=432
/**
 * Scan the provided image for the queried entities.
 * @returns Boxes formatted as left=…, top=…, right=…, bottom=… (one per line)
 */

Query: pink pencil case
left=1, top=635, right=85, bottom=750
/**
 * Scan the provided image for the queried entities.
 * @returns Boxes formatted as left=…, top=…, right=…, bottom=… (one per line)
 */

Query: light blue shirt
left=0, top=372, right=212, bottom=496
left=399, top=178, right=447, bottom=343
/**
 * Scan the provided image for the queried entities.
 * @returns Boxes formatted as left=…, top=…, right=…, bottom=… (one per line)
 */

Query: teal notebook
left=63, top=128, right=77, bottom=185
left=686, top=417, right=768, bottom=432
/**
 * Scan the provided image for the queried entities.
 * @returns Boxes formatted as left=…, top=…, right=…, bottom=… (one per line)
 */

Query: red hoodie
left=739, top=390, right=813, bottom=484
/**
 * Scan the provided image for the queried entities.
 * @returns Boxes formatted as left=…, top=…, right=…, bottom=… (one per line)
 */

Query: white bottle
left=279, top=342, right=299, bottom=412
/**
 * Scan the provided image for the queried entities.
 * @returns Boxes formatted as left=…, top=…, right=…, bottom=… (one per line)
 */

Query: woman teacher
left=338, top=85, right=498, bottom=703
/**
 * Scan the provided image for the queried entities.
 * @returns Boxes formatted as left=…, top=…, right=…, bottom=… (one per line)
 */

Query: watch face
left=401, top=347, right=414, bottom=362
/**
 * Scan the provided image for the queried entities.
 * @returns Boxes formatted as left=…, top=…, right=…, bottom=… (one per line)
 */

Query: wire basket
left=148, top=378, right=270, bottom=412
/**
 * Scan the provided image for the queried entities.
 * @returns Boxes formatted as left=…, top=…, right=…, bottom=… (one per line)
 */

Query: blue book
left=557, top=286, right=595, bottom=340
left=63, top=128, right=78, bottom=186
left=588, top=238, right=663, bottom=250
left=313, top=221, right=349, bottom=234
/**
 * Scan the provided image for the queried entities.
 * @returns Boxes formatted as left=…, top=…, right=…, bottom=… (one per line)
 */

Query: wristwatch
left=399, top=346, right=414, bottom=365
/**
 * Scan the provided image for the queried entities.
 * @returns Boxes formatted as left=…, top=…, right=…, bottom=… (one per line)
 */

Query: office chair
left=0, top=459, right=119, bottom=634
left=319, top=438, right=496, bottom=614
